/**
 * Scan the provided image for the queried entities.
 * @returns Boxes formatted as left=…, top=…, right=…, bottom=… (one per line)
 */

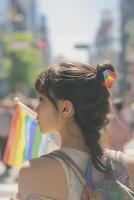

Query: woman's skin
left=18, top=94, right=134, bottom=199
left=36, top=94, right=89, bottom=152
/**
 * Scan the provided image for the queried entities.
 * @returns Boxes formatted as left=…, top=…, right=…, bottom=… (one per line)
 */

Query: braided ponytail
left=74, top=86, right=110, bottom=171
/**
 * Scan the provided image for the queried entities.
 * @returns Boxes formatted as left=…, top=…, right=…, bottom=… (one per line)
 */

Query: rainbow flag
left=3, top=103, right=42, bottom=169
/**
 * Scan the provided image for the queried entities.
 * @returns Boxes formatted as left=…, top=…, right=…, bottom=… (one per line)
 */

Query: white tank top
left=55, top=147, right=110, bottom=200
left=11, top=147, right=130, bottom=200
left=56, top=147, right=89, bottom=200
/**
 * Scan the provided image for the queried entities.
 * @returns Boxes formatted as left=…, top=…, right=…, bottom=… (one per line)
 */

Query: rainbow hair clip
left=103, top=69, right=117, bottom=88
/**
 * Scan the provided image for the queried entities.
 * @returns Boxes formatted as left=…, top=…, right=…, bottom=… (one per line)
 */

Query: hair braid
left=74, top=98, right=109, bottom=171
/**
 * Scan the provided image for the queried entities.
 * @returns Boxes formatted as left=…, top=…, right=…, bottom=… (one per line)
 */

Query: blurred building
left=9, top=0, right=51, bottom=66
left=90, top=10, right=119, bottom=96
left=8, top=0, right=26, bottom=31
left=37, top=15, right=51, bottom=66
left=0, top=0, right=51, bottom=97
left=119, top=0, right=134, bottom=98
left=7, top=0, right=38, bottom=33
left=94, top=13, right=112, bottom=62
left=26, top=0, right=38, bottom=35
left=0, top=0, right=51, bottom=60
left=90, top=11, right=119, bottom=64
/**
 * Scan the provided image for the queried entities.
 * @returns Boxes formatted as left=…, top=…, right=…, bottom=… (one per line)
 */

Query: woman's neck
left=59, top=123, right=89, bottom=152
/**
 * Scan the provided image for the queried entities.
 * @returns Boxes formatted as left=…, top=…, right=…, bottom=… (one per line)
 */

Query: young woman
left=12, top=61, right=134, bottom=200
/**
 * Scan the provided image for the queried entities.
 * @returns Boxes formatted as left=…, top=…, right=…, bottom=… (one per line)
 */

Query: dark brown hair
left=35, top=61, right=115, bottom=171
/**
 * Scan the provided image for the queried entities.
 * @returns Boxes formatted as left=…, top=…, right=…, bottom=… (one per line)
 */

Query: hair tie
left=97, top=64, right=117, bottom=89
left=103, top=69, right=116, bottom=88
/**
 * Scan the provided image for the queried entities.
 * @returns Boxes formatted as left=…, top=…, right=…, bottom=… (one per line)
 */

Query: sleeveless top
left=10, top=147, right=131, bottom=200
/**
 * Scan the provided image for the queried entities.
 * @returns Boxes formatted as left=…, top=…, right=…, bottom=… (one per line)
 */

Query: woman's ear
left=58, top=100, right=74, bottom=119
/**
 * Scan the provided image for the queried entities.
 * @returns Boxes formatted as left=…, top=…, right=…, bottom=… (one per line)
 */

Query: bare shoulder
left=125, top=155, right=134, bottom=187
left=19, top=156, right=68, bottom=199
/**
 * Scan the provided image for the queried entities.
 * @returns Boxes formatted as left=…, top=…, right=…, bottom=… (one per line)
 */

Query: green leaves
left=3, top=32, right=44, bottom=94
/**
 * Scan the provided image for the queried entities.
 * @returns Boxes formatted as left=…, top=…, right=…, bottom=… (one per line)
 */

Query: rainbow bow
left=103, top=69, right=116, bottom=88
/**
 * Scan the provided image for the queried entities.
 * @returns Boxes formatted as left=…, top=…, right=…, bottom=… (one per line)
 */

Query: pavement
left=0, top=183, right=17, bottom=200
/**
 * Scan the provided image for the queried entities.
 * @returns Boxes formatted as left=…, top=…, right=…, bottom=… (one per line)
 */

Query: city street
left=0, top=183, right=17, bottom=199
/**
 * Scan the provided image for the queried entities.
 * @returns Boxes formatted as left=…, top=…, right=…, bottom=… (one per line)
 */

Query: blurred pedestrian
left=102, top=98, right=132, bottom=151
left=0, top=100, right=12, bottom=157
left=0, top=99, right=13, bottom=174
left=0, top=98, right=19, bottom=184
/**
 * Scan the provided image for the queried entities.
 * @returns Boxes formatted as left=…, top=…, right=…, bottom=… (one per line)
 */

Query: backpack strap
left=85, top=159, right=93, bottom=185
left=43, top=150, right=86, bottom=185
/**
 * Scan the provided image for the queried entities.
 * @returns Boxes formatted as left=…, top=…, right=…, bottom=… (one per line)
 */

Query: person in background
left=0, top=99, right=13, bottom=180
left=102, top=98, right=132, bottom=151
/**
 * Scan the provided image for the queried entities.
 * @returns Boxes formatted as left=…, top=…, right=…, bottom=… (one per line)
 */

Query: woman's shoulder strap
left=44, top=150, right=86, bottom=185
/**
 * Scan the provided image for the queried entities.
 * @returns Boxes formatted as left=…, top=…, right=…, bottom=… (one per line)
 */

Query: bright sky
left=38, top=0, right=120, bottom=62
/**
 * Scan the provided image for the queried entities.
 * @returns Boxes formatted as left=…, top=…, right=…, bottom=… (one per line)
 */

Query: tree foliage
left=4, top=32, right=44, bottom=94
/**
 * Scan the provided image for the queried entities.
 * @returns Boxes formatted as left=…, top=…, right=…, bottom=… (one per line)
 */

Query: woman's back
left=12, top=147, right=89, bottom=200
left=12, top=147, right=104, bottom=199
left=12, top=147, right=132, bottom=200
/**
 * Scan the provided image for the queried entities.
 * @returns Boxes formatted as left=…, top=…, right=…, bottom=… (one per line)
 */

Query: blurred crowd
left=101, top=98, right=134, bottom=151
left=0, top=94, right=134, bottom=184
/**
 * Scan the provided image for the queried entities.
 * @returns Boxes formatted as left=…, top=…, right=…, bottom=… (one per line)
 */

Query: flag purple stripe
left=25, top=117, right=33, bottom=160
left=26, top=120, right=37, bottom=160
